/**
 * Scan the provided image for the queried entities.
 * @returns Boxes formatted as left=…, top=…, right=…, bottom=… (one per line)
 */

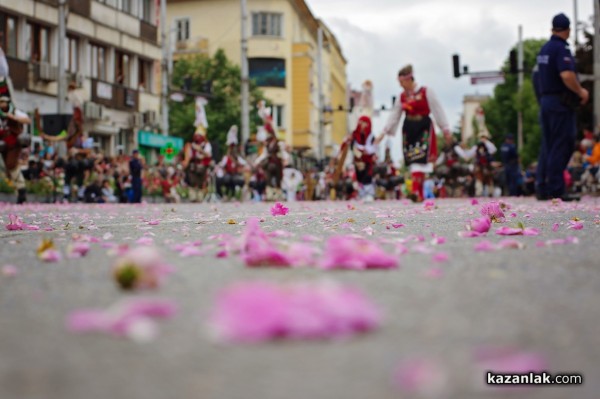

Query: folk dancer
left=182, top=127, right=212, bottom=202
left=0, top=96, right=31, bottom=204
left=217, top=125, right=247, bottom=200
left=377, top=65, right=452, bottom=201
left=349, top=115, right=377, bottom=201
left=454, top=132, right=497, bottom=197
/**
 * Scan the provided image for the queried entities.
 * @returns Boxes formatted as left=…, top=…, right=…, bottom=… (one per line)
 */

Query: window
left=25, top=22, right=51, bottom=63
left=115, top=51, right=131, bottom=86
left=119, top=0, right=132, bottom=14
left=252, top=13, right=282, bottom=37
left=65, top=36, right=79, bottom=72
left=90, top=43, right=107, bottom=80
left=175, top=18, right=190, bottom=42
left=138, top=58, right=153, bottom=92
left=98, top=0, right=132, bottom=13
left=0, top=13, right=18, bottom=58
left=139, top=0, right=153, bottom=23
left=249, top=58, right=286, bottom=87
left=98, top=0, right=118, bottom=7
left=274, top=105, right=284, bottom=129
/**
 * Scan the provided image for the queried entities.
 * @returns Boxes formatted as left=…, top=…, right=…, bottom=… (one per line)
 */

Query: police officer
left=534, top=13, right=588, bottom=200
left=500, top=133, right=520, bottom=196
left=129, top=149, right=143, bottom=203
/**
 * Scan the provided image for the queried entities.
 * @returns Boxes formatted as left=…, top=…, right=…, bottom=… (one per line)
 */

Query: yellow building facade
left=167, top=0, right=348, bottom=155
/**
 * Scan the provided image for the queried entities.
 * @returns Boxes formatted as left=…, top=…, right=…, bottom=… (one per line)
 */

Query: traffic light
left=509, top=49, right=518, bottom=74
left=202, top=80, right=212, bottom=94
left=182, top=75, right=192, bottom=91
left=452, top=54, right=461, bottom=78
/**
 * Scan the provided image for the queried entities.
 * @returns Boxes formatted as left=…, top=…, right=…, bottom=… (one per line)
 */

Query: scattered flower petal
left=270, top=202, right=289, bottom=216
left=208, top=281, right=382, bottom=343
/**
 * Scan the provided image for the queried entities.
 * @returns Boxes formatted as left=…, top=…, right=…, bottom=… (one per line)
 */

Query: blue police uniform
left=500, top=139, right=520, bottom=196
left=535, top=15, right=578, bottom=199
left=129, top=153, right=143, bottom=203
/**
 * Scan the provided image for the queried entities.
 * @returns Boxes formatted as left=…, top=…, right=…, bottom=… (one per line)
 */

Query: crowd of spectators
left=3, top=133, right=599, bottom=204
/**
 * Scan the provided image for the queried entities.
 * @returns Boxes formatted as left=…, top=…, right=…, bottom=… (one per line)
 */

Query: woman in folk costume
left=376, top=65, right=452, bottom=201
left=182, top=126, right=212, bottom=202
left=218, top=125, right=247, bottom=200
left=350, top=115, right=377, bottom=201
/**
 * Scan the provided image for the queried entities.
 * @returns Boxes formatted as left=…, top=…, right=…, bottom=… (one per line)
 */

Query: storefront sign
left=138, top=130, right=183, bottom=151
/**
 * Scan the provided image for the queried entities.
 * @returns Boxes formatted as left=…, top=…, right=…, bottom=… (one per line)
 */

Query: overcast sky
left=306, top=0, right=594, bottom=129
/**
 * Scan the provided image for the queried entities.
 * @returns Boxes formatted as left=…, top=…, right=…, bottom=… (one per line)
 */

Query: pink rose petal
left=2, top=265, right=18, bottom=277
left=319, top=235, right=398, bottom=270
left=270, top=202, right=289, bottom=216
left=209, top=281, right=381, bottom=343
left=567, top=220, right=584, bottom=230
left=392, top=358, right=448, bottom=396
left=474, top=240, right=496, bottom=252
left=39, top=249, right=62, bottom=263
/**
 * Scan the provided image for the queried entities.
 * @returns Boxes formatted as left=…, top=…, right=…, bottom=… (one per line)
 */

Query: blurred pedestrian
left=500, top=133, right=520, bottom=196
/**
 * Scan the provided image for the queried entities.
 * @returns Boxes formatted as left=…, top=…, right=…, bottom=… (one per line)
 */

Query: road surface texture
left=0, top=198, right=599, bottom=399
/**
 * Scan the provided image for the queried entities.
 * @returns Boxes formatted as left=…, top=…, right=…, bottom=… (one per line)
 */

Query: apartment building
left=0, top=0, right=163, bottom=157
left=167, top=0, right=348, bottom=157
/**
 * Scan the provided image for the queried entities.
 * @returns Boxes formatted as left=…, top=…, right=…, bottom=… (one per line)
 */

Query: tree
left=169, top=49, right=266, bottom=156
left=481, top=39, right=545, bottom=167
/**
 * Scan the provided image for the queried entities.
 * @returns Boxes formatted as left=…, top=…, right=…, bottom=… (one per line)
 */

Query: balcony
left=91, top=79, right=139, bottom=112
left=140, top=20, right=157, bottom=43
left=6, top=57, right=28, bottom=91
left=68, top=0, right=91, bottom=18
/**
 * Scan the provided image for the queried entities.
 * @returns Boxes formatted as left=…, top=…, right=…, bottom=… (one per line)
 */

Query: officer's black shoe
left=559, top=193, right=581, bottom=202
left=535, top=192, right=549, bottom=201
left=16, top=189, right=27, bottom=204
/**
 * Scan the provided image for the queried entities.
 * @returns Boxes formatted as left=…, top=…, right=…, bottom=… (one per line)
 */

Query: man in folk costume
left=254, top=102, right=284, bottom=200
left=182, top=126, right=212, bottom=202
left=454, top=131, right=498, bottom=197
left=218, top=125, right=247, bottom=200
left=349, top=115, right=377, bottom=201
left=376, top=65, right=452, bottom=201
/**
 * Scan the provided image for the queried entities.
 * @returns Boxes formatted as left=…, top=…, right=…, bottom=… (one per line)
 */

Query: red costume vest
left=401, top=87, right=430, bottom=116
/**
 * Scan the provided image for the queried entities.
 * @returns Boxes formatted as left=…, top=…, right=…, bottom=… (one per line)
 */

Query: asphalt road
left=0, top=198, right=599, bottom=399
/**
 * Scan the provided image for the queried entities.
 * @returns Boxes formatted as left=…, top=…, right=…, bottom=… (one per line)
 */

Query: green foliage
left=26, top=177, right=55, bottom=196
left=0, top=177, right=16, bottom=194
left=169, top=49, right=266, bottom=156
left=481, top=39, right=546, bottom=167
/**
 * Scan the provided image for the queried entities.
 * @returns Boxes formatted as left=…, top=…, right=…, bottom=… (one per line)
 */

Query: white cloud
left=308, top=0, right=593, bottom=131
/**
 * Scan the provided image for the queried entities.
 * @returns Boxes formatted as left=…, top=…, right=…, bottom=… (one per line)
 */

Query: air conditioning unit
left=143, top=110, right=157, bottom=125
left=130, top=112, right=143, bottom=127
left=83, top=101, right=104, bottom=120
left=67, top=72, right=85, bottom=88
left=35, top=62, right=59, bottom=82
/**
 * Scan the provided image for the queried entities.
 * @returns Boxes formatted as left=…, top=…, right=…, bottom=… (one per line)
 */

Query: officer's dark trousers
left=536, top=96, right=576, bottom=198
left=132, top=177, right=142, bottom=203
left=505, top=165, right=520, bottom=196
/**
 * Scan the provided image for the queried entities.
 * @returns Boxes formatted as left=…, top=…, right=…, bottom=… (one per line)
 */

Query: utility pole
left=57, top=0, right=67, bottom=114
left=574, top=0, right=579, bottom=48
left=594, top=0, right=600, bottom=133
left=517, top=25, right=524, bottom=150
left=160, top=0, right=169, bottom=136
left=240, top=0, right=250, bottom=153
left=317, top=26, right=325, bottom=160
